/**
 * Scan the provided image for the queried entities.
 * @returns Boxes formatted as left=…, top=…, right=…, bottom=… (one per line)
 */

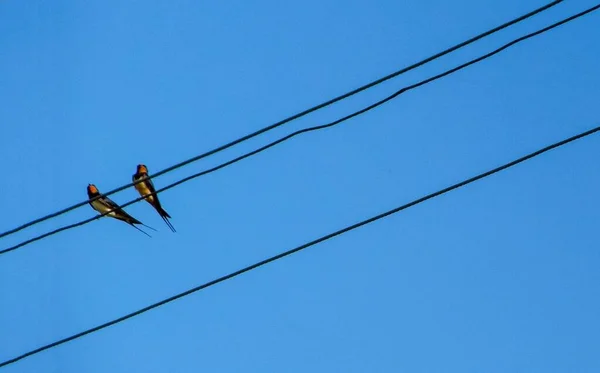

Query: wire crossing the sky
left=1, top=3, right=598, bottom=256
left=2, top=124, right=598, bottom=368
left=0, top=1, right=562, bottom=240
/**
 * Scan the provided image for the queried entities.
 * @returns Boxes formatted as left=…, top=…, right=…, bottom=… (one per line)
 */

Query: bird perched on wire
left=132, top=164, right=176, bottom=232
left=87, top=184, right=155, bottom=237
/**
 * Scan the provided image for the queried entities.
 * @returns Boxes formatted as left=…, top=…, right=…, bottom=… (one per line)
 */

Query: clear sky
left=1, top=0, right=599, bottom=372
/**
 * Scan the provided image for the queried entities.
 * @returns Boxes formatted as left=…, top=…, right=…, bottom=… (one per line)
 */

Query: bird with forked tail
left=132, top=164, right=176, bottom=232
left=87, top=184, right=155, bottom=237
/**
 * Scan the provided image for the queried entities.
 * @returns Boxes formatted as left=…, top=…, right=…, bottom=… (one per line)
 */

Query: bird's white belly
left=91, top=200, right=116, bottom=216
left=135, top=180, right=155, bottom=203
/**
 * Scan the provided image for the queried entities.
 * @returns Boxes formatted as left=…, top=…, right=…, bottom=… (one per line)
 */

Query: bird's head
left=137, top=164, right=148, bottom=174
left=87, top=184, right=99, bottom=196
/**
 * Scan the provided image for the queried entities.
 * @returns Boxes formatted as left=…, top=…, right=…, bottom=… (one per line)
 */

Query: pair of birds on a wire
left=87, top=164, right=175, bottom=237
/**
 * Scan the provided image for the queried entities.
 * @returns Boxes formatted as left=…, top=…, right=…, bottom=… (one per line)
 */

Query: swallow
left=87, top=184, right=155, bottom=237
left=132, top=164, right=176, bottom=232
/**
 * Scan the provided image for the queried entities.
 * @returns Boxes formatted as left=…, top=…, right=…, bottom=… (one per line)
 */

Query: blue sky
left=1, top=0, right=599, bottom=371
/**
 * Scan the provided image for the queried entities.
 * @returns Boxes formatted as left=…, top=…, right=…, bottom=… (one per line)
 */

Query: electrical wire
left=1, top=4, right=597, bottom=256
left=2, top=123, right=598, bottom=368
left=0, top=1, right=562, bottom=240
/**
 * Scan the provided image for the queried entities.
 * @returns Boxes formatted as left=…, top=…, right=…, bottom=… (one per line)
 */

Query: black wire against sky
left=0, top=0, right=562, bottom=240
left=2, top=3, right=598, bottom=256
left=2, top=124, right=598, bottom=369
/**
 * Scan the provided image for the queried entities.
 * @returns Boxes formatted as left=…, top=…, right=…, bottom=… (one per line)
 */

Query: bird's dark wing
left=101, top=196, right=122, bottom=211
left=101, top=196, right=141, bottom=224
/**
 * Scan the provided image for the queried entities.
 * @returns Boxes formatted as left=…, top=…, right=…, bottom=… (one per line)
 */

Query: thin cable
left=1, top=4, right=597, bottom=256
left=2, top=124, right=598, bottom=368
left=0, top=1, right=562, bottom=240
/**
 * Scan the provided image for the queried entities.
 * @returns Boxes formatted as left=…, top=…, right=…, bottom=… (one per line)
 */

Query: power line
left=2, top=124, right=598, bottom=368
left=2, top=4, right=597, bottom=256
left=0, top=1, right=562, bottom=240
